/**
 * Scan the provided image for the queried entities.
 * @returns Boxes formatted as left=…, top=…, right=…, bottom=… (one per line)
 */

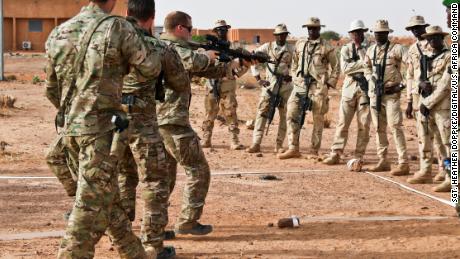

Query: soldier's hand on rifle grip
left=420, top=104, right=430, bottom=117
left=406, top=101, right=414, bottom=119
left=419, top=81, right=433, bottom=96
left=258, top=79, right=271, bottom=87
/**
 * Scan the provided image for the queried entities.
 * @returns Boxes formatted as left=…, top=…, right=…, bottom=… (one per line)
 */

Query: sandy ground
left=0, top=55, right=459, bottom=259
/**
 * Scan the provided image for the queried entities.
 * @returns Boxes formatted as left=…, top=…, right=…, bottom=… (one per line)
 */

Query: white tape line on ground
left=364, top=171, right=455, bottom=207
left=0, top=230, right=65, bottom=241
left=300, top=215, right=449, bottom=222
left=0, top=169, right=340, bottom=180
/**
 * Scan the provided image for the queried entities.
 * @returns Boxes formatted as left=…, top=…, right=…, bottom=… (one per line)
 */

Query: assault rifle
left=296, top=75, right=314, bottom=128
left=264, top=73, right=286, bottom=135
left=210, top=79, right=221, bottom=104
left=189, top=35, right=275, bottom=64
left=352, top=73, right=370, bottom=106
left=372, top=63, right=385, bottom=130
left=419, top=54, right=431, bottom=132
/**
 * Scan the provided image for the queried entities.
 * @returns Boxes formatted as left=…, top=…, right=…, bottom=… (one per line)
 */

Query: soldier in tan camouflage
left=157, top=11, right=252, bottom=237
left=404, top=16, right=448, bottom=185
left=278, top=17, right=340, bottom=159
left=201, top=20, right=249, bottom=150
left=364, top=20, right=409, bottom=175
left=45, top=0, right=163, bottom=257
left=323, top=20, right=371, bottom=165
left=246, top=24, right=294, bottom=154
left=407, top=26, right=452, bottom=192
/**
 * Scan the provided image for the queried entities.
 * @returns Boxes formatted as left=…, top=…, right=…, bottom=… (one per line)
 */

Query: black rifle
left=210, top=79, right=221, bottom=104
left=349, top=43, right=370, bottom=106
left=189, top=35, right=275, bottom=64
left=419, top=51, right=430, bottom=132
left=296, top=42, right=318, bottom=133
left=372, top=42, right=390, bottom=130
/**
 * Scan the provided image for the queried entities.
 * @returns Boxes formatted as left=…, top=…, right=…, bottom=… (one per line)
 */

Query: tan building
left=193, top=28, right=276, bottom=44
left=3, top=0, right=127, bottom=51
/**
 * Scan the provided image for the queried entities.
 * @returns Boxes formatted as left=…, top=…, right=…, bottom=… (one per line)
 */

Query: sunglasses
left=180, top=24, right=193, bottom=33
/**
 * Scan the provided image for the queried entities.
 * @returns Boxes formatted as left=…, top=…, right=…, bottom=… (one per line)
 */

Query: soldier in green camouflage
left=45, top=0, right=162, bottom=257
left=157, top=11, right=252, bottom=236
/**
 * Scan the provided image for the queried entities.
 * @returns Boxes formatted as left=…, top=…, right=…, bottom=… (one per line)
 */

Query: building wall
left=3, top=0, right=127, bottom=51
left=193, top=28, right=275, bottom=44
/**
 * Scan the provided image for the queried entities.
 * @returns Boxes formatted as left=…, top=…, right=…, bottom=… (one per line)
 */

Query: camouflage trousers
left=417, top=109, right=450, bottom=173
left=329, top=91, right=371, bottom=159
left=45, top=133, right=77, bottom=197
left=252, top=85, right=292, bottom=146
left=202, top=87, right=240, bottom=140
left=286, top=84, right=329, bottom=151
left=159, top=124, right=211, bottom=229
left=57, top=132, right=145, bottom=259
left=370, top=92, right=408, bottom=164
left=117, top=112, right=171, bottom=252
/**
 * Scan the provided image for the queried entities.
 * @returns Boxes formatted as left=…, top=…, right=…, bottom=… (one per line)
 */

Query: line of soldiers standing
left=42, top=0, right=457, bottom=258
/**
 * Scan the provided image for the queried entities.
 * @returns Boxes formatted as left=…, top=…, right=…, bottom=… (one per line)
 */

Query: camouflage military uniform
left=45, top=3, right=161, bottom=258
left=157, top=33, right=230, bottom=230
left=364, top=41, right=409, bottom=166
left=250, top=41, right=294, bottom=150
left=286, top=38, right=340, bottom=153
left=328, top=41, right=371, bottom=159
left=406, top=40, right=447, bottom=173
left=201, top=42, right=249, bottom=150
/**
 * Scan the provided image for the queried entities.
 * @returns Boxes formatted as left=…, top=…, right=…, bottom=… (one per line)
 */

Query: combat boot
left=407, top=171, right=433, bottom=184
left=433, top=178, right=451, bottom=192
left=230, top=134, right=244, bottom=150
left=368, top=159, right=391, bottom=172
left=157, top=246, right=176, bottom=259
left=201, top=132, right=212, bottom=148
left=323, top=153, right=340, bottom=165
left=246, top=144, right=261, bottom=153
left=175, top=223, right=213, bottom=236
left=164, top=230, right=175, bottom=240
left=274, top=144, right=285, bottom=154
left=390, top=164, right=410, bottom=176
left=433, top=170, right=446, bottom=183
left=277, top=149, right=301, bottom=160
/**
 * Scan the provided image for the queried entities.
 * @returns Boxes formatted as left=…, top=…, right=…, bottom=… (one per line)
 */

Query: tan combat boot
left=390, top=164, right=410, bottom=176
left=201, top=132, right=212, bottom=148
left=246, top=144, right=261, bottom=153
left=277, top=149, right=301, bottom=160
left=432, top=177, right=451, bottom=192
left=407, top=171, right=433, bottom=184
left=323, top=153, right=340, bottom=165
left=369, top=159, right=391, bottom=172
left=433, top=170, right=446, bottom=183
left=230, top=134, right=244, bottom=150
left=274, top=144, right=285, bottom=154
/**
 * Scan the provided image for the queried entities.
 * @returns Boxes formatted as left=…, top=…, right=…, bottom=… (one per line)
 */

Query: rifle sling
left=299, top=41, right=318, bottom=78
left=372, top=41, right=390, bottom=82
left=57, top=14, right=118, bottom=126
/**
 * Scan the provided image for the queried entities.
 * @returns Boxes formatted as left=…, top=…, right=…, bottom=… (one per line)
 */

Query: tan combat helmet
left=422, top=25, right=449, bottom=38
left=213, top=19, right=231, bottom=31
left=348, top=20, right=368, bottom=33
left=405, top=15, right=430, bottom=30
left=302, top=17, right=325, bottom=28
left=273, top=23, right=290, bottom=35
left=371, top=19, right=394, bottom=33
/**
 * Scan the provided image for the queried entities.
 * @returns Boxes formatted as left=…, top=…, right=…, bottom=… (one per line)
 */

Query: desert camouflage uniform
left=202, top=42, right=249, bottom=148
left=418, top=49, right=451, bottom=174
left=329, top=41, right=371, bottom=159
left=157, top=33, right=230, bottom=230
left=45, top=3, right=161, bottom=258
left=116, top=25, right=187, bottom=253
left=405, top=40, right=448, bottom=171
left=250, top=41, right=294, bottom=149
left=364, top=41, right=409, bottom=165
left=286, top=38, right=340, bottom=152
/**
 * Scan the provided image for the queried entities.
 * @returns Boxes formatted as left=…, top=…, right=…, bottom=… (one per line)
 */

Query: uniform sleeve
left=44, top=30, right=61, bottom=109
left=117, top=19, right=162, bottom=80
left=291, top=41, right=301, bottom=78
left=175, top=46, right=212, bottom=73
left=163, top=46, right=190, bottom=92
left=405, top=56, right=415, bottom=102
left=422, top=67, right=451, bottom=109
left=341, top=45, right=366, bottom=76
left=326, top=45, right=340, bottom=88
left=251, top=43, right=270, bottom=77
left=364, top=47, right=374, bottom=82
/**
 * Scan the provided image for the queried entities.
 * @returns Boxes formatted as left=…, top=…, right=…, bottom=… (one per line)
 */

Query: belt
left=384, top=83, right=404, bottom=95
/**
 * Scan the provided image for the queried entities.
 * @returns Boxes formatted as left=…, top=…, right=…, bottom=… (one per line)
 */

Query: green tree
left=321, top=31, right=341, bottom=41
left=191, top=35, right=207, bottom=42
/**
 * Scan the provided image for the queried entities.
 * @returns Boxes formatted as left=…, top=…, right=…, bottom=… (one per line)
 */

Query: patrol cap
left=405, top=16, right=430, bottom=30
left=348, top=20, right=368, bottom=33
left=273, top=23, right=290, bottom=35
left=371, top=19, right=394, bottom=33
left=422, top=25, right=449, bottom=38
left=213, top=20, right=231, bottom=31
left=302, top=17, right=325, bottom=28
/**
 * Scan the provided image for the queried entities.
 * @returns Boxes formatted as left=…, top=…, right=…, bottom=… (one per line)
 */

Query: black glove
left=420, top=104, right=430, bottom=117
left=419, top=81, right=433, bottom=98
left=406, top=101, right=414, bottom=119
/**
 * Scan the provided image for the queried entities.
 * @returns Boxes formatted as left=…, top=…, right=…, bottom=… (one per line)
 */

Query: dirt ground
left=0, top=55, right=459, bottom=259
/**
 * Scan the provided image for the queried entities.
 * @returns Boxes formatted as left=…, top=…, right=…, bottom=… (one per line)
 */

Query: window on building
left=29, top=20, right=43, bottom=32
